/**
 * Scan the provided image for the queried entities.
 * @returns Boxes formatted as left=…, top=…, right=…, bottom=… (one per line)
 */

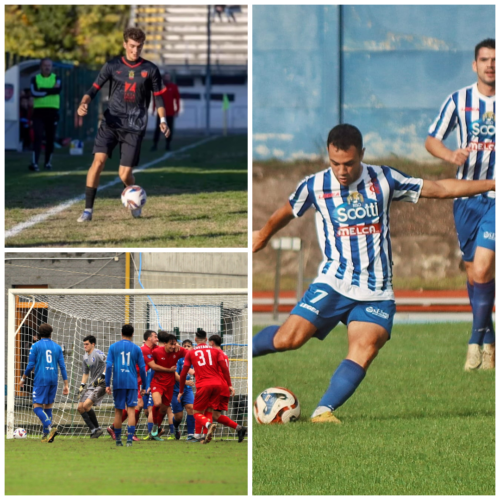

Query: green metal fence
left=6, top=52, right=101, bottom=141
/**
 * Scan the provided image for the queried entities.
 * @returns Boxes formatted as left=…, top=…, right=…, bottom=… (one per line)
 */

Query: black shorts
left=93, top=121, right=144, bottom=168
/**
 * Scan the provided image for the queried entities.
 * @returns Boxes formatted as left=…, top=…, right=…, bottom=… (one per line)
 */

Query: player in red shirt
left=208, top=334, right=247, bottom=442
left=147, top=331, right=187, bottom=437
left=178, top=329, right=232, bottom=445
left=152, top=71, right=180, bottom=151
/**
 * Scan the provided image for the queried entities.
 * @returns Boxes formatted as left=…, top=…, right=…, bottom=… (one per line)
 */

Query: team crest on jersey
left=141, top=71, right=148, bottom=78
left=333, top=191, right=380, bottom=236
left=129, top=71, right=135, bottom=79
left=347, top=192, right=364, bottom=205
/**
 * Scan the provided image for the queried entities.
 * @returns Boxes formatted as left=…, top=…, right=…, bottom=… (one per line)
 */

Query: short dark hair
left=209, top=334, right=222, bottom=347
left=182, top=339, right=193, bottom=347
left=123, top=27, right=146, bottom=44
left=40, top=57, right=52, bottom=67
left=122, top=324, right=134, bottom=337
left=196, top=329, right=207, bottom=340
left=326, top=124, right=363, bottom=155
left=475, top=38, right=495, bottom=60
left=143, top=330, right=156, bottom=341
left=38, top=323, right=53, bottom=338
left=158, top=331, right=177, bottom=344
left=83, top=335, right=96, bottom=345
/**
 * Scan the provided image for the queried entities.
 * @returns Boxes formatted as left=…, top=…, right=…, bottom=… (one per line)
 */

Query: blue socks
left=469, top=280, right=495, bottom=345
left=45, top=408, right=53, bottom=421
left=127, top=425, right=135, bottom=442
left=253, top=325, right=280, bottom=357
left=34, top=407, right=51, bottom=434
left=173, top=418, right=181, bottom=429
left=318, top=359, right=366, bottom=411
left=187, top=414, right=195, bottom=435
left=169, top=423, right=175, bottom=434
left=148, top=422, right=154, bottom=434
left=115, top=428, right=122, bottom=442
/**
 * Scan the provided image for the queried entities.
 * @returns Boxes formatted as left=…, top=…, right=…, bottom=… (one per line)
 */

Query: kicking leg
left=253, top=315, right=317, bottom=357
left=312, top=321, right=388, bottom=422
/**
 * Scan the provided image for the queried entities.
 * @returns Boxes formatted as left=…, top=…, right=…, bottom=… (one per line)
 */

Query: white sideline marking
left=6, top=136, right=218, bottom=239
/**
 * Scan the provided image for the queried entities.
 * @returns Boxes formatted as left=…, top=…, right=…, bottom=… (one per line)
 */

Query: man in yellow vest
left=29, top=58, right=61, bottom=172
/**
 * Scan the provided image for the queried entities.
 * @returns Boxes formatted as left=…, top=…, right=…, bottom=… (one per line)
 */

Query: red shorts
left=151, top=382, right=174, bottom=406
left=215, top=394, right=230, bottom=412
left=193, top=384, right=221, bottom=412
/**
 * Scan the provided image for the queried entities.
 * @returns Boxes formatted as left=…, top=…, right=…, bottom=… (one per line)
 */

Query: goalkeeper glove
left=93, top=373, right=106, bottom=387
left=78, top=383, right=86, bottom=394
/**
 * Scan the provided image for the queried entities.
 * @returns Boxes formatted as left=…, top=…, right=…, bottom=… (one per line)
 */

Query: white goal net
left=7, top=289, right=248, bottom=440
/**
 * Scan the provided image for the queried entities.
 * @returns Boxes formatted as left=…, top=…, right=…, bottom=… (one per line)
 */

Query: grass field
left=253, top=323, right=495, bottom=495
left=5, top=134, right=247, bottom=247
left=5, top=436, right=247, bottom=495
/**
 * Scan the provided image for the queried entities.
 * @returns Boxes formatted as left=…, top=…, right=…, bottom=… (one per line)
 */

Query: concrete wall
left=253, top=5, right=495, bottom=161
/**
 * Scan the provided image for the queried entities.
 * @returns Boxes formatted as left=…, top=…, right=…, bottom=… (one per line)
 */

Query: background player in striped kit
left=253, top=124, right=495, bottom=423
left=425, top=39, right=495, bottom=371
left=77, top=335, right=106, bottom=438
left=19, top=323, right=69, bottom=442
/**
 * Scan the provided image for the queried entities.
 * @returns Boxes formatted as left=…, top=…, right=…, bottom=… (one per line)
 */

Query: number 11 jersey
left=106, top=339, right=146, bottom=390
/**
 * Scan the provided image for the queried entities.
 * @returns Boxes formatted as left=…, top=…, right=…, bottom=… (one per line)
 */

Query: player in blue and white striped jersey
left=253, top=124, right=495, bottom=423
left=426, top=39, right=495, bottom=371
left=19, top=323, right=69, bottom=442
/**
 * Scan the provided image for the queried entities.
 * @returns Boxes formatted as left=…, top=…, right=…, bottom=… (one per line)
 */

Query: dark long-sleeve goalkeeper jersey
left=86, top=56, right=166, bottom=134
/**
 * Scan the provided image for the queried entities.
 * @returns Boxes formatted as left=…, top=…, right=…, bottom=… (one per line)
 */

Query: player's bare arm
left=62, top=380, right=69, bottom=395
left=424, top=136, right=471, bottom=166
left=77, top=94, right=91, bottom=117
left=253, top=201, right=295, bottom=253
left=420, top=178, right=495, bottom=199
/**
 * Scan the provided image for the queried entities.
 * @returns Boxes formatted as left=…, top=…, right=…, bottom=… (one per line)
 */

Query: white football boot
left=464, top=344, right=482, bottom=371
left=77, top=210, right=93, bottom=222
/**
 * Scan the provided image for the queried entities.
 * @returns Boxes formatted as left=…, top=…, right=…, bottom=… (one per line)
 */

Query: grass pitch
left=6, top=436, right=247, bottom=495
left=5, top=135, right=247, bottom=247
left=253, top=322, right=494, bottom=495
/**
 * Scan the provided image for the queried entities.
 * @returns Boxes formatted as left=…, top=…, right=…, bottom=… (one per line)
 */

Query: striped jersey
left=289, top=163, right=423, bottom=301
left=24, top=338, right=68, bottom=387
left=428, top=83, right=495, bottom=198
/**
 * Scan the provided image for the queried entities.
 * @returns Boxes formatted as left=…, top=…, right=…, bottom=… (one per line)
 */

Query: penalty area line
left=5, top=136, right=218, bottom=240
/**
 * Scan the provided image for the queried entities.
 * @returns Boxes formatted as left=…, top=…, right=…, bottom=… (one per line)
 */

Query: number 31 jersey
left=183, top=344, right=226, bottom=388
left=289, top=163, right=423, bottom=302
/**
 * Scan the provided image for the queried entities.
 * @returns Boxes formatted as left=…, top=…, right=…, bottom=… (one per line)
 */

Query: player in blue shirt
left=170, top=339, right=196, bottom=440
left=426, top=39, right=496, bottom=370
left=253, top=124, right=495, bottom=423
left=105, top=324, right=147, bottom=447
left=19, top=323, right=69, bottom=442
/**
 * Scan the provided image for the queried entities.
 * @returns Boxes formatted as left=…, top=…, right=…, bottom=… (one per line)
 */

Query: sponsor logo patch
left=333, top=192, right=379, bottom=224
left=483, top=231, right=495, bottom=241
left=338, top=223, right=381, bottom=237
left=300, top=303, right=320, bottom=315
left=141, top=70, right=148, bottom=78
left=366, top=306, right=390, bottom=320
left=468, top=141, right=495, bottom=151
left=318, top=191, right=341, bottom=199
left=469, top=111, right=495, bottom=137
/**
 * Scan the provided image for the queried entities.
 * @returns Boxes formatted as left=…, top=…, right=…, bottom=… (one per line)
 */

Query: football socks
left=147, top=422, right=154, bottom=434
left=127, top=425, right=135, bottom=442
left=115, top=428, right=122, bottom=443
left=469, top=279, right=495, bottom=345
left=34, top=407, right=51, bottom=433
left=217, top=415, right=238, bottom=429
left=87, top=409, right=99, bottom=429
left=252, top=325, right=279, bottom=357
left=45, top=408, right=53, bottom=421
left=81, top=411, right=96, bottom=431
left=169, top=423, right=175, bottom=434
left=318, top=359, right=366, bottom=411
left=85, top=186, right=97, bottom=210
left=194, top=413, right=210, bottom=429
left=186, top=414, right=195, bottom=435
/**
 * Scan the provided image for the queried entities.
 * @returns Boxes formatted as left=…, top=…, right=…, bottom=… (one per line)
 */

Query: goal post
left=7, top=288, right=248, bottom=440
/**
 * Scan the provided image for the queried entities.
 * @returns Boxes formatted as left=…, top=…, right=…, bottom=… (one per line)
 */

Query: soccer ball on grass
left=13, top=428, right=27, bottom=439
left=254, top=387, right=301, bottom=424
left=121, top=185, right=147, bottom=211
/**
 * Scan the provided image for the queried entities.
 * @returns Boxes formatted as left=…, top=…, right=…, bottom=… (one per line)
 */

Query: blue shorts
left=142, top=392, right=151, bottom=408
left=291, top=282, right=396, bottom=339
left=454, top=197, right=495, bottom=262
left=33, top=385, right=57, bottom=405
left=171, top=390, right=194, bottom=413
left=113, top=388, right=138, bottom=410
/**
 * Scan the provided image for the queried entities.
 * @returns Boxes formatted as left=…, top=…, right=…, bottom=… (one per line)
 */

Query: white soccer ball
left=121, top=185, right=147, bottom=210
left=13, top=428, right=27, bottom=439
left=254, top=387, right=301, bottom=424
